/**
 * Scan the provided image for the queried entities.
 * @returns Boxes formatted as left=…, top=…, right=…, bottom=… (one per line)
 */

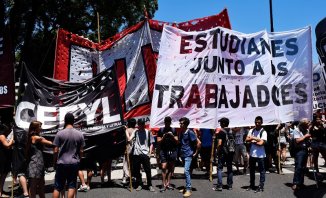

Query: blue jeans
left=217, top=153, right=234, bottom=186
left=183, top=157, right=193, bottom=191
left=293, top=149, right=308, bottom=185
left=249, top=157, right=265, bottom=188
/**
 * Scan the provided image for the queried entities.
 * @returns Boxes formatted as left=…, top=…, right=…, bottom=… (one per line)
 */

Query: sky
left=153, top=0, right=326, bottom=63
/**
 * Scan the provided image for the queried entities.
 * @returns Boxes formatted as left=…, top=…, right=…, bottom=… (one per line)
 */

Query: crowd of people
left=0, top=112, right=325, bottom=197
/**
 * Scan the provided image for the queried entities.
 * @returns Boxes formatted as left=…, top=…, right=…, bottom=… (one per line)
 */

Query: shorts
left=54, top=164, right=79, bottom=191
left=160, top=150, right=177, bottom=163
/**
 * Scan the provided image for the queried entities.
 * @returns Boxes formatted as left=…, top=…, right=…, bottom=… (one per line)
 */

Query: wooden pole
left=10, top=176, right=14, bottom=198
left=278, top=127, right=281, bottom=174
left=97, top=12, right=101, bottom=43
left=209, top=131, right=216, bottom=182
left=126, top=146, right=132, bottom=191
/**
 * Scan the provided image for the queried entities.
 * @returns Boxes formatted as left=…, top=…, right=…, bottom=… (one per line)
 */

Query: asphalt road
left=4, top=155, right=326, bottom=198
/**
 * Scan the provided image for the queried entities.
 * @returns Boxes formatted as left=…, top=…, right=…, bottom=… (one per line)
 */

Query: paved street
left=4, top=154, right=326, bottom=198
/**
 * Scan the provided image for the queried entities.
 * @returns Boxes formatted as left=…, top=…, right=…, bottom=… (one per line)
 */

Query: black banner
left=15, top=65, right=126, bottom=163
left=316, top=17, right=326, bottom=68
left=0, top=26, right=15, bottom=108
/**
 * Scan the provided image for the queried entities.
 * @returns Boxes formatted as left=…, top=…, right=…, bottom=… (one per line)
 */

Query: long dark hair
left=25, top=121, right=42, bottom=159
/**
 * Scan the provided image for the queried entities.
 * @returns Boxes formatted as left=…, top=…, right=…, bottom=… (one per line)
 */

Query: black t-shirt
left=311, top=126, right=326, bottom=142
left=158, top=126, right=178, bottom=151
left=217, top=128, right=233, bottom=154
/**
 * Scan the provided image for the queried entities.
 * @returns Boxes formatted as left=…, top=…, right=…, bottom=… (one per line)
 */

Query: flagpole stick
left=278, top=127, right=281, bottom=174
left=126, top=146, right=132, bottom=192
left=209, top=131, right=216, bottom=182
left=97, top=12, right=101, bottom=43
left=269, top=0, right=274, bottom=32
left=10, top=175, right=14, bottom=198
left=52, top=28, right=60, bottom=78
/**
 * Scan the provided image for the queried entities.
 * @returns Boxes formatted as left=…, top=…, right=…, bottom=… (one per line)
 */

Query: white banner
left=313, top=63, right=326, bottom=110
left=150, top=25, right=312, bottom=128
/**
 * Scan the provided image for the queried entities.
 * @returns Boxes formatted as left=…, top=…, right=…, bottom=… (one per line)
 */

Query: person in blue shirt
left=178, top=117, right=201, bottom=197
left=198, top=128, right=214, bottom=176
left=291, top=118, right=311, bottom=191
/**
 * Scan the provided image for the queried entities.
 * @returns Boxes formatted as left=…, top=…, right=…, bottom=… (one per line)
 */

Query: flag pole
left=52, top=28, right=60, bottom=78
left=209, top=131, right=216, bottom=182
left=269, top=0, right=274, bottom=32
left=97, top=12, right=101, bottom=43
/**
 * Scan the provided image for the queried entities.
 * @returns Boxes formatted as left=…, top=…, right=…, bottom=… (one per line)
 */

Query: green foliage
left=3, top=0, right=158, bottom=77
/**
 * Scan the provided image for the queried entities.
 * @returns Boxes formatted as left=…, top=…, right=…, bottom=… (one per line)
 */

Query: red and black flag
left=0, top=26, right=15, bottom=108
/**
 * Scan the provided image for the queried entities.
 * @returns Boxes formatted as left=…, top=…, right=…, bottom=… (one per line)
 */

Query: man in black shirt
left=213, top=117, right=234, bottom=191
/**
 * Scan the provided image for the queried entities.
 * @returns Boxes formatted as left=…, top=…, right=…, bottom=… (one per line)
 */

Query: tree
left=4, top=0, right=158, bottom=77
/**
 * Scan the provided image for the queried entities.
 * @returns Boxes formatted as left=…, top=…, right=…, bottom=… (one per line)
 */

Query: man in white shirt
left=245, top=116, right=267, bottom=193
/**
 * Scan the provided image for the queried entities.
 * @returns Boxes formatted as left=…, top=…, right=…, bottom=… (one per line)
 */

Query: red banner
left=53, top=9, right=231, bottom=120
left=0, top=26, right=15, bottom=108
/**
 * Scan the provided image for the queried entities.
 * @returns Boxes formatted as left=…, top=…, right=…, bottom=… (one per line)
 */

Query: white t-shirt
left=247, top=128, right=267, bottom=158
left=133, top=129, right=154, bottom=156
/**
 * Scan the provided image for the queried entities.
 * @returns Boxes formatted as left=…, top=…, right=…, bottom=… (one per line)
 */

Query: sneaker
left=179, top=188, right=185, bottom=193
left=183, top=190, right=192, bottom=197
left=166, top=184, right=174, bottom=190
left=265, top=170, right=270, bottom=174
left=77, top=185, right=89, bottom=192
left=160, top=187, right=166, bottom=192
left=291, top=184, right=298, bottom=191
left=246, top=186, right=254, bottom=191
left=228, top=185, right=232, bottom=190
left=254, top=186, right=264, bottom=193
left=212, top=186, right=222, bottom=191
left=136, top=186, right=142, bottom=191
left=122, top=177, right=127, bottom=184
left=149, top=186, right=155, bottom=192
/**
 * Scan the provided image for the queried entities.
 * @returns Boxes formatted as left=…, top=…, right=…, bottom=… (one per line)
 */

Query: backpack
left=247, top=128, right=267, bottom=151
left=288, top=138, right=297, bottom=157
left=222, top=128, right=235, bottom=154
left=288, top=129, right=309, bottom=157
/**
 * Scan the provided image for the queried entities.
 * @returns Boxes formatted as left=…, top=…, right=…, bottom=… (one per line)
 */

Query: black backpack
left=222, top=128, right=235, bottom=154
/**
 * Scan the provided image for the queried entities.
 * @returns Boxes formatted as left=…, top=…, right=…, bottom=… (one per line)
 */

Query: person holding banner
left=291, top=118, right=311, bottom=191
left=26, top=120, right=53, bottom=198
left=0, top=124, right=14, bottom=198
left=245, top=116, right=267, bottom=193
left=133, top=119, right=155, bottom=192
left=122, top=118, right=137, bottom=185
left=178, top=117, right=201, bottom=197
left=157, top=116, right=178, bottom=192
left=198, top=128, right=214, bottom=177
left=233, top=127, right=249, bottom=175
left=309, top=115, right=326, bottom=180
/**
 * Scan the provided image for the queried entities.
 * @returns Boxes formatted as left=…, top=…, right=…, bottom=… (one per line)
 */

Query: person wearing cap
left=133, top=119, right=155, bottom=192
left=52, top=113, right=85, bottom=198
left=178, top=117, right=201, bottom=197
left=213, top=117, right=234, bottom=191
left=245, top=116, right=267, bottom=193
left=157, top=116, right=178, bottom=192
